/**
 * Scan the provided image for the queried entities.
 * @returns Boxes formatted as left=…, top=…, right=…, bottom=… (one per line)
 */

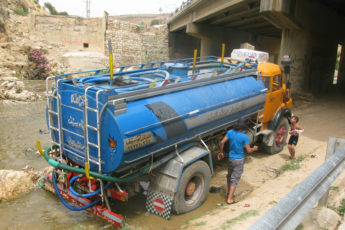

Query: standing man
left=217, top=118, right=258, bottom=204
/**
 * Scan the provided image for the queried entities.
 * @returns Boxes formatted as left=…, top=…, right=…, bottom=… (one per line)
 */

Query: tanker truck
left=37, top=50, right=292, bottom=227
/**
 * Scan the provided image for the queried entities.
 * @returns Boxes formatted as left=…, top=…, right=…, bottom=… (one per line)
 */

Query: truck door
left=263, top=75, right=283, bottom=123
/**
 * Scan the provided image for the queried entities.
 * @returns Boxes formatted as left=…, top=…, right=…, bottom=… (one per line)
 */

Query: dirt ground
left=181, top=93, right=345, bottom=230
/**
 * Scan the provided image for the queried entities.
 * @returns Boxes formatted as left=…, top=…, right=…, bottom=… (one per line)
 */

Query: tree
left=44, top=2, right=68, bottom=16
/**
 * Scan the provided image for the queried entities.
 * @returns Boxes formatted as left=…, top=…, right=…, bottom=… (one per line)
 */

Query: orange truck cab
left=223, top=50, right=293, bottom=154
left=257, top=60, right=292, bottom=153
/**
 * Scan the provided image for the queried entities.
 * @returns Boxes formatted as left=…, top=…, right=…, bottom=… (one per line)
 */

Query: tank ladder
left=46, top=76, right=64, bottom=164
left=84, top=86, right=109, bottom=208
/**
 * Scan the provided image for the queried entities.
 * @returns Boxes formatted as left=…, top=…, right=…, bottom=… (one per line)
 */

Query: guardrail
left=249, top=137, right=345, bottom=230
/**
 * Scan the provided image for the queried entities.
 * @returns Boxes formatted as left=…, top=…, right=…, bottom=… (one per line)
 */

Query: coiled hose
left=69, top=175, right=110, bottom=198
left=52, top=169, right=101, bottom=211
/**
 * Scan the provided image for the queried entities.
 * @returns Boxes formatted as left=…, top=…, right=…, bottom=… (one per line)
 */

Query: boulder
left=0, top=166, right=53, bottom=202
left=0, top=80, right=39, bottom=101
left=0, top=169, right=36, bottom=201
left=301, top=207, right=341, bottom=230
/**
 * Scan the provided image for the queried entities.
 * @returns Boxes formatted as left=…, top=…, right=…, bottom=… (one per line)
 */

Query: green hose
left=44, top=147, right=149, bottom=183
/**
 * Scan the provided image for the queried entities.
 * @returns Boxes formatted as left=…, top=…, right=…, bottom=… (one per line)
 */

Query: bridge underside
left=168, top=0, right=345, bottom=93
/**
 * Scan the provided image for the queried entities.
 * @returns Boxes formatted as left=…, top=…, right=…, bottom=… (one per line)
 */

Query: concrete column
left=186, top=23, right=225, bottom=57
left=279, top=29, right=311, bottom=94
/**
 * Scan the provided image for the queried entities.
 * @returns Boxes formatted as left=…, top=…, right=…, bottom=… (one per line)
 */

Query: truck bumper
left=42, top=174, right=125, bottom=228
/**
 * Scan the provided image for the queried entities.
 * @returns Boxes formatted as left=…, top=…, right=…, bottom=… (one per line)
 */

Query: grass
left=184, top=215, right=202, bottom=225
left=194, top=221, right=206, bottom=227
left=329, top=186, right=339, bottom=191
left=13, top=8, right=28, bottom=16
left=220, top=210, right=259, bottom=230
left=295, top=224, right=304, bottom=230
left=338, top=199, right=345, bottom=216
left=15, top=87, right=22, bottom=93
left=280, top=155, right=305, bottom=172
left=269, top=200, right=277, bottom=205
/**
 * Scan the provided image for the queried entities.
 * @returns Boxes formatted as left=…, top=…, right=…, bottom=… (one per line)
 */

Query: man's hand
left=245, top=145, right=258, bottom=154
left=217, top=152, right=224, bottom=160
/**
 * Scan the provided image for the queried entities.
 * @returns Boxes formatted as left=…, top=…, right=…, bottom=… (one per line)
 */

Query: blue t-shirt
left=225, top=129, right=249, bottom=159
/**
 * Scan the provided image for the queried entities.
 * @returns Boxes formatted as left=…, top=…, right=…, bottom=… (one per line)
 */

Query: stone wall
left=29, top=15, right=169, bottom=69
left=105, top=19, right=143, bottom=66
left=105, top=18, right=168, bottom=66
left=30, top=15, right=105, bottom=53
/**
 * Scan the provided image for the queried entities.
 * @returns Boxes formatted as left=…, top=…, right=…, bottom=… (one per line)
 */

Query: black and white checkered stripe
left=145, top=191, right=173, bottom=220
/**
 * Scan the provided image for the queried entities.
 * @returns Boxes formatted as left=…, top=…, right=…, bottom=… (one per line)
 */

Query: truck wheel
left=267, top=118, right=289, bottom=154
left=173, top=160, right=211, bottom=214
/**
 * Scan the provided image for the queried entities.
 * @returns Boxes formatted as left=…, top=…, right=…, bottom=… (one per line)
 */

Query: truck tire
left=173, top=160, right=211, bottom=214
left=267, top=118, right=289, bottom=154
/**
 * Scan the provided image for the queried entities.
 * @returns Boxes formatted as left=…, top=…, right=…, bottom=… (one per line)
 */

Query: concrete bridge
left=167, top=0, right=345, bottom=93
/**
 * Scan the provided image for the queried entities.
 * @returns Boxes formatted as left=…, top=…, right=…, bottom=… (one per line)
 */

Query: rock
left=338, top=222, right=345, bottom=230
left=0, top=80, right=39, bottom=101
left=301, top=207, right=340, bottom=230
left=0, top=169, right=36, bottom=201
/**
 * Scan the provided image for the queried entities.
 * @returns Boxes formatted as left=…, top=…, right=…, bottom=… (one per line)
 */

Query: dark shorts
left=288, top=135, right=299, bottom=146
left=227, top=158, right=244, bottom=186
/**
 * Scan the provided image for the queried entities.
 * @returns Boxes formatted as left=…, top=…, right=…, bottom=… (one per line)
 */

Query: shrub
left=150, top=19, right=162, bottom=26
left=13, top=8, right=28, bottom=16
left=23, top=48, right=51, bottom=79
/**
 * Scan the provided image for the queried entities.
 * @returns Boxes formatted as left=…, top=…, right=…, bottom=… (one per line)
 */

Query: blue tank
left=47, top=57, right=266, bottom=173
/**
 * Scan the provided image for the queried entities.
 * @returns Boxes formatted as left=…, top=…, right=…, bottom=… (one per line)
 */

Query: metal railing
left=249, top=137, right=345, bottom=230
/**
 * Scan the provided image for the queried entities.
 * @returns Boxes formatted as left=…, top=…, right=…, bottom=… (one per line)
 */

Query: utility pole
left=86, top=0, right=91, bottom=18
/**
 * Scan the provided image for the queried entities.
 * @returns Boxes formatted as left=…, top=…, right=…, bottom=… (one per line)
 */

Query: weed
left=328, top=203, right=337, bottom=213
left=13, top=8, right=28, bottom=16
left=195, top=221, right=206, bottom=227
left=280, top=155, right=305, bottom=172
left=269, top=200, right=277, bottom=205
left=221, top=210, right=259, bottom=229
left=15, top=87, right=22, bottom=94
left=184, top=215, right=202, bottom=225
left=295, top=224, right=304, bottom=230
left=329, top=186, right=339, bottom=191
left=338, top=199, right=345, bottom=216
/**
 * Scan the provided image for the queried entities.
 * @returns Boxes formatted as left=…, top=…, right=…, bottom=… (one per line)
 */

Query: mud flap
left=145, top=191, right=173, bottom=220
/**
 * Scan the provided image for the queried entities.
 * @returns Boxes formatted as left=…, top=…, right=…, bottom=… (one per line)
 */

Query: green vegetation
left=13, top=8, right=28, bottom=16
left=338, top=199, right=345, bottom=216
left=295, top=224, right=304, bottom=230
left=329, top=186, right=339, bottom=191
left=184, top=215, right=202, bottom=225
left=44, top=3, right=68, bottom=16
left=23, top=47, right=51, bottom=79
left=269, top=200, right=277, bottom=205
left=15, top=87, right=22, bottom=94
left=221, top=210, right=259, bottom=230
left=150, top=19, right=163, bottom=26
left=280, top=155, right=305, bottom=172
left=195, top=221, right=206, bottom=227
